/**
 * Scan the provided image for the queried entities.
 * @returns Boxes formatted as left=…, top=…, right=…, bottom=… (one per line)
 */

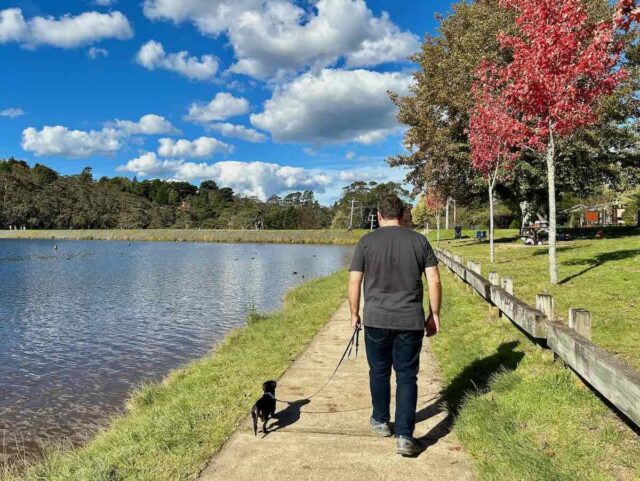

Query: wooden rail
left=434, top=248, right=640, bottom=428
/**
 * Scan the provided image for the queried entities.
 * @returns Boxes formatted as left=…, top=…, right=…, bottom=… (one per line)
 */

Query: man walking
left=348, top=194, right=442, bottom=456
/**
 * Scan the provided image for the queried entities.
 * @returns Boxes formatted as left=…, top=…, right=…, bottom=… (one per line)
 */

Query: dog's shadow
left=262, top=399, right=311, bottom=438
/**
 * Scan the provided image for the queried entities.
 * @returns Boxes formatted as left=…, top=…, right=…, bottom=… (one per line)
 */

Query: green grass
left=431, top=268, right=640, bottom=481
left=430, top=229, right=640, bottom=371
left=2, top=270, right=347, bottom=481
left=0, top=229, right=366, bottom=245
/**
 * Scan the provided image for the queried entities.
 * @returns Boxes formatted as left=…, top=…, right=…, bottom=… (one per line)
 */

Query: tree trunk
left=436, top=212, right=441, bottom=248
left=547, top=130, right=558, bottom=284
left=445, top=199, right=450, bottom=230
left=519, top=200, right=530, bottom=233
left=489, top=185, right=495, bottom=263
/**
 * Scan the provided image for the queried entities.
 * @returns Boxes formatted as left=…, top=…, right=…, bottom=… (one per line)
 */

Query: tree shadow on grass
left=451, top=236, right=519, bottom=248
left=442, top=341, right=525, bottom=416
left=532, top=245, right=585, bottom=255
left=559, top=249, right=640, bottom=285
left=413, top=341, right=525, bottom=456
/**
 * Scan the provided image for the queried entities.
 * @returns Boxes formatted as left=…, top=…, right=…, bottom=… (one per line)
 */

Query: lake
left=0, top=239, right=353, bottom=461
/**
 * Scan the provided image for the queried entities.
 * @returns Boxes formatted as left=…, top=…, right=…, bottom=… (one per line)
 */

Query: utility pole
left=369, top=210, right=376, bottom=231
left=348, top=199, right=356, bottom=229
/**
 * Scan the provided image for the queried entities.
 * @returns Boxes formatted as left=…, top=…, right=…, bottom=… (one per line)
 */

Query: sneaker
left=369, top=417, right=392, bottom=437
left=396, top=435, right=422, bottom=456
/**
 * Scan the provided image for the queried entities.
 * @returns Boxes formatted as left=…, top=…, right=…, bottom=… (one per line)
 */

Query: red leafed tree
left=424, top=190, right=447, bottom=247
left=615, top=0, right=640, bottom=30
left=486, top=0, right=627, bottom=284
left=469, top=64, right=528, bottom=263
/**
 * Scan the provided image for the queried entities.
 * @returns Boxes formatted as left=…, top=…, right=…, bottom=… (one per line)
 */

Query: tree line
left=0, top=158, right=408, bottom=230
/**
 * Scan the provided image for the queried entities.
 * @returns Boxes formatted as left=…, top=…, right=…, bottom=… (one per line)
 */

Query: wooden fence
left=435, top=248, right=640, bottom=428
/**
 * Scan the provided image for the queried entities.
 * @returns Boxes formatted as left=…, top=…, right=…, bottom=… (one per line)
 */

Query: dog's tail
left=251, top=406, right=258, bottom=436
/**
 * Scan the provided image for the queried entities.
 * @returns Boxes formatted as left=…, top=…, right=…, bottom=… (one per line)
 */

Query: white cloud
left=21, top=126, right=121, bottom=157
left=108, top=114, right=179, bottom=135
left=185, top=92, right=250, bottom=123
left=142, top=0, right=418, bottom=79
left=116, top=151, right=408, bottom=204
left=250, top=68, right=411, bottom=144
left=117, top=152, right=183, bottom=177
left=345, top=150, right=355, bottom=160
left=136, top=40, right=218, bottom=81
left=142, top=0, right=262, bottom=35
left=0, top=9, right=25, bottom=43
left=22, top=114, right=178, bottom=158
left=337, top=166, right=405, bottom=184
left=88, top=46, right=108, bottom=59
left=0, top=107, right=25, bottom=118
left=94, top=0, right=117, bottom=6
left=207, top=122, right=267, bottom=143
left=117, top=155, right=332, bottom=200
left=157, top=137, right=232, bottom=158
left=0, top=8, right=132, bottom=49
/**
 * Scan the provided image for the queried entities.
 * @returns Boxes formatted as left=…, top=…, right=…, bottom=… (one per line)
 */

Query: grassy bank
left=3, top=270, right=347, bottom=481
left=0, top=229, right=365, bottom=245
left=432, top=229, right=640, bottom=371
left=431, top=268, right=640, bottom=481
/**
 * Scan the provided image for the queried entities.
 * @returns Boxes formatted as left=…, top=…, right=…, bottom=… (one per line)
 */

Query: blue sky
left=0, top=0, right=454, bottom=204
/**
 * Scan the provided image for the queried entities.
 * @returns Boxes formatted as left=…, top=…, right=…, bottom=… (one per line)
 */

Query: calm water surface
left=0, top=239, right=352, bottom=460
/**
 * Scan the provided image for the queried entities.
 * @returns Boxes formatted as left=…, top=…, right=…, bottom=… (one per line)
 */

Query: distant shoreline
left=0, top=229, right=365, bottom=246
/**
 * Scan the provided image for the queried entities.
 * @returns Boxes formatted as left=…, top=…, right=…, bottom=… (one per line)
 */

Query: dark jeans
left=365, top=326, right=423, bottom=437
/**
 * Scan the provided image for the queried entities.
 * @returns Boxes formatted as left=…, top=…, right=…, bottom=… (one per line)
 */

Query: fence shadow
left=559, top=249, right=640, bottom=285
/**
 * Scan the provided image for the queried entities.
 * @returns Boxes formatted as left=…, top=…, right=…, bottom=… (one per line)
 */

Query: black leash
left=276, top=322, right=361, bottom=404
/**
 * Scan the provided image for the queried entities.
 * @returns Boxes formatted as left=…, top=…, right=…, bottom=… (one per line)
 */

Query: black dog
left=251, top=380, right=277, bottom=436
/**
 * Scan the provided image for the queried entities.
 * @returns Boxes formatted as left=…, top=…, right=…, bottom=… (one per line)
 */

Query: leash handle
left=348, top=322, right=361, bottom=360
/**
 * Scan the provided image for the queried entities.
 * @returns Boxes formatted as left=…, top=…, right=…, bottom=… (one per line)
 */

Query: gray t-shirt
left=349, top=226, right=438, bottom=331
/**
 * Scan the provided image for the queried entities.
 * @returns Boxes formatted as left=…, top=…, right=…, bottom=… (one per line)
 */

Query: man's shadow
left=411, top=341, right=525, bottom=456
left=262, top=399, right=311, bottom=437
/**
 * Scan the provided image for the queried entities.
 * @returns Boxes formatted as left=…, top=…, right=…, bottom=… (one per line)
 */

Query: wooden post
left=488, top=271, right=501, bottom=318
left=467, top=261, right=481, bottom=275
left=502, top=276, right=514, bottom=295
left=569, top=308, right=592, bottom=340
left=536, top=294, right=555, bottom=322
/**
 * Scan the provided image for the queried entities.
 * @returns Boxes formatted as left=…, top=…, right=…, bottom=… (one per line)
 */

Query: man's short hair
left=378, top=194, right=404, bottom=220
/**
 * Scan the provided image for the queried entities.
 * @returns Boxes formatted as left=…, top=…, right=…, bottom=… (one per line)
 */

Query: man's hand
left=425, top=312, right=440, bottom=337
left=351, top=314, right=362, bottom=330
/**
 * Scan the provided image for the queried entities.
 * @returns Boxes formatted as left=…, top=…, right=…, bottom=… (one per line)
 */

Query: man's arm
left=425, top=265, right=442, bottom=336
left=348, top=271, right=364, bottom=329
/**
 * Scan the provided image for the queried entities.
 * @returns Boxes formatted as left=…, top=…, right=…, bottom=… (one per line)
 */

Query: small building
left=565, top=201, right=626, bottom=227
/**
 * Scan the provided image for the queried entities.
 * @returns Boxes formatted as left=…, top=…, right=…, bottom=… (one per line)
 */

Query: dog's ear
left=262, top=381, right=269, bottom=392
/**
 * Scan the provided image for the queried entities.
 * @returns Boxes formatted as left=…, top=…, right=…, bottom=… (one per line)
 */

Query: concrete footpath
left=198, top=301, right=476, bottom=481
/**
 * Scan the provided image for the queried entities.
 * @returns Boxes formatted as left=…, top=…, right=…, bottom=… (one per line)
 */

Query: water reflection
left=0, top=239, right=352, bottom=461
